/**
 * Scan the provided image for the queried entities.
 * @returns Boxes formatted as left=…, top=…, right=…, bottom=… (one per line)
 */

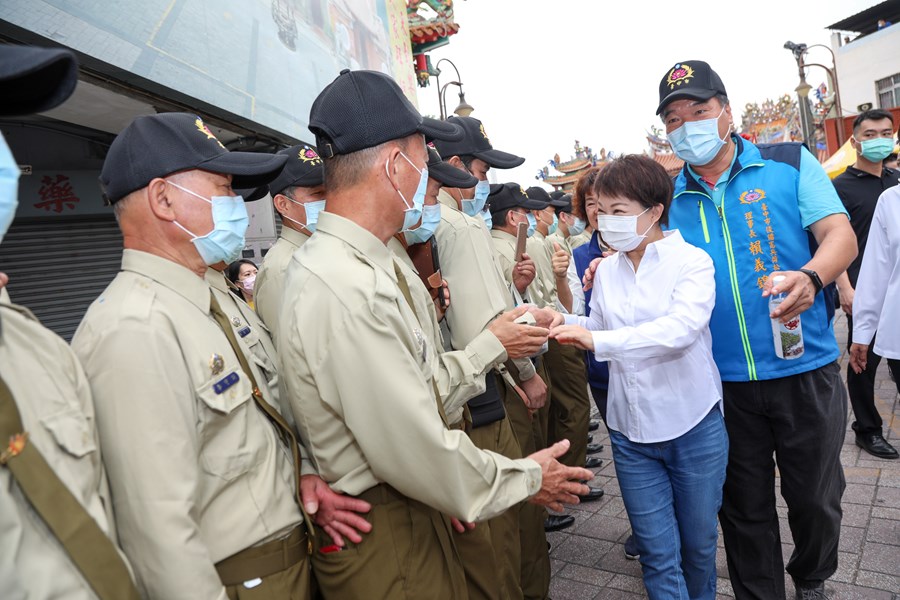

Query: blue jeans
left=610, top=408, right=728, bottom=600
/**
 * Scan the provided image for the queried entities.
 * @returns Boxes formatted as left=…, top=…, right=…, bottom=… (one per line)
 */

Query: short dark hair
left=592, top=154, right=672, bottom=227
left=492, top=207, right=516, bottom=230
left=853, top=109, right=894, bottom=133
left=571, top=165, right=603, bottom=220
left=457, top=154, right=476, bottom=173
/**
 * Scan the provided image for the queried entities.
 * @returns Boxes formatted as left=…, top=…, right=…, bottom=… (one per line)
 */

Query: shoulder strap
left=0, top=375, right=140, bottom=600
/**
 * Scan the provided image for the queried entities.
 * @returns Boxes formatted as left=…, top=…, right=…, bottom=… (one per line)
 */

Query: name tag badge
left=213, top=372, right=240, bottom=394
left=243, top=578, right=262, bottom=589
left=237, top=326, right=252, bottom=338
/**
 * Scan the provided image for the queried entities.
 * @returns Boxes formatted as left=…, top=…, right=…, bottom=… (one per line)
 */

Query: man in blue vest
left=657, top=61, right=857, bottom=600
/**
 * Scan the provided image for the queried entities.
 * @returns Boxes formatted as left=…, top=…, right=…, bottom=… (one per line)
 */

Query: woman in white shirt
left=545, top=155, right=727, bottom=600
left=850, top=184, right=900, bottom=386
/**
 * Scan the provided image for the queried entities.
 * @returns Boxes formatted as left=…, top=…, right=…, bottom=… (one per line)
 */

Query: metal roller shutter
left=0, top=216, right=123, bottom=341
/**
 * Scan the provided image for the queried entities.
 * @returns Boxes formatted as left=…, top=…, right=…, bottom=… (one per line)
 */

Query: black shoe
left=795, top=582, right=829, bottom=599
left=855, top=434, right=899, bottom=459
left=623, top=534, right=639, bottom=560
left=585, top=456, right=603, bottom=469
left=588, top=419, right=600, bottom=432
left=544, top=514, right=575, bottom=532
left=586, top=442, right=604, bottom=455
left=578, top=486, right=604, bottom=502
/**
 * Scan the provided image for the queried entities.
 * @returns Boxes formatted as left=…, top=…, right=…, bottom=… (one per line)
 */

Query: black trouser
left=719, top=362, right=847, bottom=600
left=845, top=315, right=900, bottom=435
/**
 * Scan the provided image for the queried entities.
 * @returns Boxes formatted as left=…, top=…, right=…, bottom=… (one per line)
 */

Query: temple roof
left=554, top=158, right=592, bottom=174
left=653, top=152, right=684, bottom=175
left=410, top=20, right=460, bottom=44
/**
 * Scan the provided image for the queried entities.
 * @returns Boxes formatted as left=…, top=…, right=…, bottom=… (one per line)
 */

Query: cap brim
left=655, top=88, right=718, bottom=115
left=428, top=161, right=478, bottom=189
left=234, top=184, right=271, bottom=202
left=519, top=198, right=547, bottom=210
left=419, top=117, right=464, bottom=142
left=473, top=147, right=525, bottom=169
left=0, top=46, right=79, bottom=116
left=199, top=151, right=289, bottom=191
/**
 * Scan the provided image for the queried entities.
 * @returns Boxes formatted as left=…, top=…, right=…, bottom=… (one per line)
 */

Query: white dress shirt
left=853, top=185, right=900, bottom=359
left=565, top=230, right=722, bottom=443
left=567, top=260, right=586, bottom=316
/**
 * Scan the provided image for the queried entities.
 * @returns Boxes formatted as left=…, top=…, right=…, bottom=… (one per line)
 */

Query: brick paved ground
left=548, top=312, right=900, bottom=599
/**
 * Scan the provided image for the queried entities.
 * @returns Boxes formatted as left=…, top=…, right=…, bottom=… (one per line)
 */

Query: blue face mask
left=525, top=212, right=537, bottom=238
left=404, top=202, right=441, bottom=244
left=858, top=137, right=895, bottom=162
left=547, top=213, right=558, bottom=235
left=284, top=197, right=326, bottom=233
left=0, top=135, right=21, bottom=244
left=668, top=106, right=727, bottom=166
left=168, top=181, right=249, bottom=266
left=478, top=207, right=492, bottom=230
left=568, top=216, right=587, bottom=236
left=389, top=152, right=428, bottom=232
left=461, top=179, right=490, bottom=216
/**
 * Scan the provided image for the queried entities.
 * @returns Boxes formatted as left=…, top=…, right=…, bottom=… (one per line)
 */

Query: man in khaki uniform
left=72, top=112, right=367, bottom=600
left=387, top=142, right=548, bottom=600
left=278, top=69, right=592, bottom=600
left=254, top=144, right=325, bottom=335
left=0, top=43, right=140, bottom=600
left=433, top=117, right=554, bottom=599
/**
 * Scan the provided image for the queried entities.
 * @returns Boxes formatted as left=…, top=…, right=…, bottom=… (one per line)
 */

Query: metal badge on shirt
left=413, top=327, right=428, bottom=364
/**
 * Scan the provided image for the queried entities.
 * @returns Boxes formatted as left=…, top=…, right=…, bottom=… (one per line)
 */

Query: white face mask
left=596, top=207, right=654, bottom=252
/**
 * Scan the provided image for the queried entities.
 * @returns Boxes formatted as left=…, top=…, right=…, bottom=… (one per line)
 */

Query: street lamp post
left=784, top=41, right=845, bottom=145
left=434, top=58, right=475, bottom=120
left=795, top=77, right=815, bottom=146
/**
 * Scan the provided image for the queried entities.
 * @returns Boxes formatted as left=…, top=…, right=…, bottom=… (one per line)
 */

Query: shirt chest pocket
left=196, top=369, right=263, bottom=482
left=41, top=408, right=97, bottom=459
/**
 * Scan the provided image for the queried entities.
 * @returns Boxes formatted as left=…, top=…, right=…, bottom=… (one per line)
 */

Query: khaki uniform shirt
left=207, top=268, right=312, bottom=451
left=492, top=229, right=544, bottom=307
left=546, top=231, right=571, bottom=256
left=0, top=289, right=127, bottom=600
left=436, top=190, right=536, bottom=381
left=569, top=229, right=592, bottom=250
left=278, top=212, right=541, bottom=522
left=255, top=226, right=311, bottom=337
left=528, top=231, right=558, bottom=308
left=387, top=237, right=505, bottom=425
left=72, top=250, right=303, bottom=600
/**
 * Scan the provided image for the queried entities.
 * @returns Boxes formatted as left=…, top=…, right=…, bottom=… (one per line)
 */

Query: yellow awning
left=822, top=139, right=856, bottom=179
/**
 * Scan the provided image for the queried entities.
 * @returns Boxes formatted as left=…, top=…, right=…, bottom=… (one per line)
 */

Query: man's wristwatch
left=798, top=268, right=823, bottom=295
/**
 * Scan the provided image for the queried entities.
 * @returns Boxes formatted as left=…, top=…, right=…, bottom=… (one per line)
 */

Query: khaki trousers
left=467, top=415, right=524, bottom=599
left=544, top=339, right=591, bottom=468
left=498, top=373, right=551, bottom=600
left=219, top=526, right=312, bottom=600
left=311, top=485, right=467, bottom=599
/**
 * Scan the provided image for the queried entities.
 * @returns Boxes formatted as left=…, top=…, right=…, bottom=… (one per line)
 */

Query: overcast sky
left=415, top=0, right=877, bottom=186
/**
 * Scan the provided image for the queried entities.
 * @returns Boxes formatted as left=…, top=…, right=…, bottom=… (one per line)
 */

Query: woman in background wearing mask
left=227, top=259, right=258, bottom=309
left=540, top=155, right=727, bottom=600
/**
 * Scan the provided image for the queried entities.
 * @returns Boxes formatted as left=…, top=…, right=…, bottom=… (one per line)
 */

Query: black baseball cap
left=100, top=112, right=288, bottom=204
left=552, top=194, right=573, bottom=215
left=309, top=69, right=462, bottom=158
left=656, top=60, right=727, bottom=115
left=549, top=190, right=565, bottom=200
left=427, top=142, right=478, bottom=188
left=268, top=144, right=325, bottom=196
left=0, top=44, right=78, bottom=116
left=233, top=184, right=270, bottom=202
left=489, top=182, right=547, bottom=215
left=432, top=116, right=525, bottom=169
left=525, top=186, right=554, bottom=205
